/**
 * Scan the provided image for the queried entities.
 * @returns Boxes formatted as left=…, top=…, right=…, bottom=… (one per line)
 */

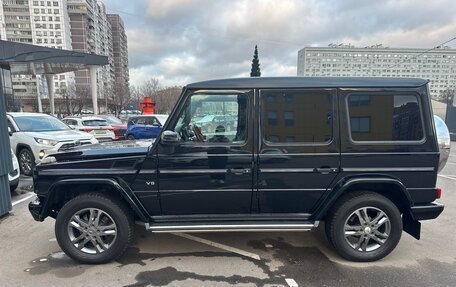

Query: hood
left=50, top=139, right=154, bottom=162
left=23, top=130, right=93, bottom=141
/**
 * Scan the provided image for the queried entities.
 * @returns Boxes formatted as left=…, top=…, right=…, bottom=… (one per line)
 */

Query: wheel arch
left=16, top=143, right=33, bottom=157
left=40, top=178, right=149, bottom=222
left=312, top=176, right=413, bottom=220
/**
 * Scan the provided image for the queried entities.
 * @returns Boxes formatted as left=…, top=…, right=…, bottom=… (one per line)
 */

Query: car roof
left=65, top=116, right=106, bottom=121
left=130, top=114, right=169, bottom=118
left=7, top=112, right=53, bottom=117
left=186, top=77, right=429, bottom=89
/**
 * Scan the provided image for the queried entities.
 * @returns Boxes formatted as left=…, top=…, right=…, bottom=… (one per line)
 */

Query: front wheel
left=325, top=191, right=402, bottom=262
left=18, top=148, right=35, bottom=176
left=55, top=193, right=133, bottom=264
left=127, top=134, right=135, bottom=140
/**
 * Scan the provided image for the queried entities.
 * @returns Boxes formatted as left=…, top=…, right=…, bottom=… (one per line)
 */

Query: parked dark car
left=29, top=77, right=448, bottom=264
left=125, top=114, right=169, bottom=140
left=97, top=115, right=127, bottom=140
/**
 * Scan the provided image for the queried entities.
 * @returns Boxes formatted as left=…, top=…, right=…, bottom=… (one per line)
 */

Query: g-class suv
left=29, top=77, right=449, bottom=264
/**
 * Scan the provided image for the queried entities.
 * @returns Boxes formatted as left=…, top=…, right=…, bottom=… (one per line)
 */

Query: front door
left=157, top=89, right=254, bottom=215
left=256, top=88, right=340, bottom=214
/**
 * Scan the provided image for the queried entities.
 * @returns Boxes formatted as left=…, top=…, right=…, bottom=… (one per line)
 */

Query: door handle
left=315, top=167, right=338, bottom=174
left=229, top=168, right=251, bottom=175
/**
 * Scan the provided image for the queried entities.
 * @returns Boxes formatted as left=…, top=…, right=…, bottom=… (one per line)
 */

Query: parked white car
left=7, top=112, right=98, bottom=176
left=9, top=149, right=20, bottom=192
left=62, top=116, right=115, bottom=142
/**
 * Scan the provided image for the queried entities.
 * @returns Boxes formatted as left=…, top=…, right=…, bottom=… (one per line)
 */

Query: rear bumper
left=410, top=202, right=444, bottom=220
left=28, top=197, right=45, bottom=222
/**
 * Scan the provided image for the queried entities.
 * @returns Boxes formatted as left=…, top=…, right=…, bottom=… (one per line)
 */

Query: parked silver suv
left=7, top=113, right=98, bottom=176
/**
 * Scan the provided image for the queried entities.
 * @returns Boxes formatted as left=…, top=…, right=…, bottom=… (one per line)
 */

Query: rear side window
left=83, top=120, right=108, bottom=126
left=347, top=94, right=424, bottom=142
left=261, top=89, right=333, bottom=144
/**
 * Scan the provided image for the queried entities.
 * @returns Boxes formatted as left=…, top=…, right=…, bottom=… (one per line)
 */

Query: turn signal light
left=437, top=187, right=442, bottom=199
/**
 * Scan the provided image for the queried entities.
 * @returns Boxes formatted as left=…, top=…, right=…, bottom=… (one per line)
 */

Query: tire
left=55, top=193, right=133, bottom=264
left=325, top=191, right=402, bottom=262
left=127, top=134, right=135, bottom=140
left=18, top=148, right=34, bottom=176
left=10, top=182, right=18, bottom=192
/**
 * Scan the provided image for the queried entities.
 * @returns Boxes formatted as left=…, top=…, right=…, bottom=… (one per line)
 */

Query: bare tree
left=153, top=86, right=182, bottom=113
left=112, top=82, right=131, bottom=116
left=439, top=88, right=455, bottom=104
left=129, top=85, right=142, bottom=111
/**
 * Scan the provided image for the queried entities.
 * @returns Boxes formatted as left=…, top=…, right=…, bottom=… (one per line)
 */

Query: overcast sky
left=105, top=0, right=456, bottom=87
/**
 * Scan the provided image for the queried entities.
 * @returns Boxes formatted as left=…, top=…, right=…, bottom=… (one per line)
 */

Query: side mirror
left=161, top=130, right=180, bottom=146
left=8, top=126, right=13, bottom=136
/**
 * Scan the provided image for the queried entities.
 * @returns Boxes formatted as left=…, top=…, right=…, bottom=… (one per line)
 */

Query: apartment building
left=297, top=44, right=456, bottom=98
left=0, top=0, right=74, bottom=105
left=67, top=0, right=113, bottom=107
left=107, top=14, right=128, bottom=95
left=0, top=0, right=128, bottom=112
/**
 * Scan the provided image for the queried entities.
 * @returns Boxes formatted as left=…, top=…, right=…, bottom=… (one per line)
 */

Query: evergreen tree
left=250, top=45, right=261, bottom=77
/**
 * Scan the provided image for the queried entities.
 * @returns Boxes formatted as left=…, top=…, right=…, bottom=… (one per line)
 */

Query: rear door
left=256, top=88, right=340, bottom=214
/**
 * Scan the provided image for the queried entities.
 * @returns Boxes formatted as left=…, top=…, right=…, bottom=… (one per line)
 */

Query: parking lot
left=1, top=147, right=455, bottom=287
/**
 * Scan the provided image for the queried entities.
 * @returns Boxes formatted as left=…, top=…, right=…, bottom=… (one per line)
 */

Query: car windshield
left=102, top=116, right=122, bottom=124
left=83, top=120, right=109, bottom=126
left=14, top=116, right=70, bottom=132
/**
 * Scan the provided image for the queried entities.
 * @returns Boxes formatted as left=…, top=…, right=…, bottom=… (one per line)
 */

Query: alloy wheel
left=67, top=208, right=118, bottom=254
left=344, top=206, right=391, bottom=252
left=19, top=150, right=33, bottom=175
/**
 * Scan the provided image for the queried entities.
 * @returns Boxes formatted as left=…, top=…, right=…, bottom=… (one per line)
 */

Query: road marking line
left=438, top=174, right=456, bottom=181
left=285, top=278, right=298, bottom=287
left=173, top=233, right=261, bottom=261
left=12, top=193, right=35, bottom=206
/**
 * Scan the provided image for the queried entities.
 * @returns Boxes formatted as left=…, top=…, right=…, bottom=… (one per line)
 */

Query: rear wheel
left=55, top=193, right=133, bottom=264
left=325, top=191, right=402, bottom=262
left=127, top=134, right=135, bottom=140
left=18, top=148, right=34, bottom=176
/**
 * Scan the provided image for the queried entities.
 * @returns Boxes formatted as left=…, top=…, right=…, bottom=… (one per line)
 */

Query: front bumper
left=28, top=197, right=45, bottom=221
left=410, top=202, right=444, bottom=220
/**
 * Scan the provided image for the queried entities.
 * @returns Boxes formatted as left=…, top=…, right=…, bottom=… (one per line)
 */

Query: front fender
left=35, top=178, right=149, bottom=222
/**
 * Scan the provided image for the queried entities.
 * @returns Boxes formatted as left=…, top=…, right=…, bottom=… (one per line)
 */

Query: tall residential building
left=297, top=44, right=456, bottom=98
left=67, top=0, right=113, bottom=109
left=107, top=14, right=128, bottom=95
left=0, top=0, right=127, bottom=111
left=0, top=0, right=74, bottom=104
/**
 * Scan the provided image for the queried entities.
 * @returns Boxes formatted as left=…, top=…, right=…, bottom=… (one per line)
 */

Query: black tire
left=55, top=193, right=133, bottom=264
left=325, top=191, right=402, bottom=262
left=127, top=134, right=135, bottom=140
left=10, top=182, right=19, bottom=192
left=18, top=148, right=34, bottom=176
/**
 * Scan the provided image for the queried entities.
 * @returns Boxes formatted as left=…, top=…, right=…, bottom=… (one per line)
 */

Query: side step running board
left=143, top=221, right=319, bottom=233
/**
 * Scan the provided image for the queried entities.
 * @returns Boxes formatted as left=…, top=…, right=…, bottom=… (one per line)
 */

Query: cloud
left=111, top=0, right=456, bottom=87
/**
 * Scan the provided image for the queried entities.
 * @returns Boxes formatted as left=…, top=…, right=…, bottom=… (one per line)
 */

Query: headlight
left=35, top=138, right=59, bottom=146
left=90, top=136, right=99, bottom=144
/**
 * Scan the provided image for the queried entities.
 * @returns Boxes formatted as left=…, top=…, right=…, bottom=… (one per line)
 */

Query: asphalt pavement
left=1, top=147, right=456, bottom=287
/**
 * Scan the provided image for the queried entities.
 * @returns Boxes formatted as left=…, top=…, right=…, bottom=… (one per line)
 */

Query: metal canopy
left=0, top=40, right=108, bottom=75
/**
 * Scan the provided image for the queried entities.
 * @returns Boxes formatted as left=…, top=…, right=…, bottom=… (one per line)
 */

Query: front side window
left=347, top=94, right=424, bottom=142
left=174, top=90, right=250, bottom=144
left=261, top=89, right=333, bottom=144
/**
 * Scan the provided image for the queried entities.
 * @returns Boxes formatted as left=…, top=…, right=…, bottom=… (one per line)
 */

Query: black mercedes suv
left=29, top=77, right=449, bottom=264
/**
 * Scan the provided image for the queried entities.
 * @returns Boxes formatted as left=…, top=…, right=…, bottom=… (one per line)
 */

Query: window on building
left=348, top=94, right=424, bottom=142
left=284, top=111, right=294, bottom=126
